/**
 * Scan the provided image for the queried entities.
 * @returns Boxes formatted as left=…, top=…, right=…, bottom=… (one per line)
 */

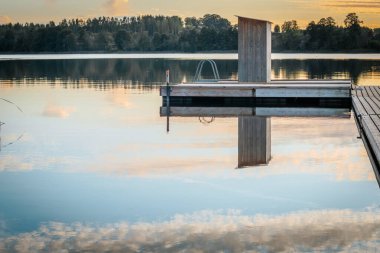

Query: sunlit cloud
left=107, top=88, right=132, bottom=109
left=43, top=0, right=56, bottom=4
left=0, top=16, right=12, bottom=24
left=1, top=209, right=380, bottom=252
left=0, top=154, right=74, bottom=172
left=323, top=0, right=380, bottom=9
left=42, top=102, right=75, bottom=119
left=104, top=0, right=129, bottom=15
left=0, top=155, right=33, bottom=172
left=317, top=0, right=380, bottom=16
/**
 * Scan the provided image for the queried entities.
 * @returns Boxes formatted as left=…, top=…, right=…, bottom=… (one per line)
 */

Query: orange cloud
left=0, top=16, right=12, bottom=24
left=104, top=0, right=129, bottom=15
left=42, top=102, right=75, bottom=119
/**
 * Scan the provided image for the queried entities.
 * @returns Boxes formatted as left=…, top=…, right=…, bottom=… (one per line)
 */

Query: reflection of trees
left=0, top=59, right=238, bottom=89
left=0, top=59, right=379, bottom=88
left=272, top=59, right=380, bottom=84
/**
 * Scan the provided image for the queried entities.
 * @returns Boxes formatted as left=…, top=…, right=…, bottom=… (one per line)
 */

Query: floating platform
left=352, top=86, right=380, bottom=184
left=160, top=80, right=351, bottom=101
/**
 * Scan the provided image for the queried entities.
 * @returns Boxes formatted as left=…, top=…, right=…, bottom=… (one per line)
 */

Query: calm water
left=0, top=55, right=380, bottom=252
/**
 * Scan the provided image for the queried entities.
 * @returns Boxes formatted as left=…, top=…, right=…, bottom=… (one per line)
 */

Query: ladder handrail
left=194, top=60, right=220, bottom=82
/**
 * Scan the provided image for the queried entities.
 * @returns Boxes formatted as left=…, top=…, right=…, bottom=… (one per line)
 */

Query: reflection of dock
left=159, top=15, right=353, bottom=169
left=352, top=87, right=380, bottom=184
left=160, top=107, right=350, bottom=168
left=238, top=117, right=271, bottom=167
left=160, top=107, right=350, bottom=118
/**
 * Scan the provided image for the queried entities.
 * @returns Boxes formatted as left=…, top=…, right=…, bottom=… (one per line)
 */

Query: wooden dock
left=160, top=80, right=351, bottom=99
left=352, top=86, right=380, bottom=182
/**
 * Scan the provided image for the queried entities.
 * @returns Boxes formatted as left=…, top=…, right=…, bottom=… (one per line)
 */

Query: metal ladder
left=193, top=60, right=220, bottom=82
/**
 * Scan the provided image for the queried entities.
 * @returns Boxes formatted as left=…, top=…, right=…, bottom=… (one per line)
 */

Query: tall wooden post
left=237, top=16, right=272, bottom=167
left=238, top=16, right=271, bottom=83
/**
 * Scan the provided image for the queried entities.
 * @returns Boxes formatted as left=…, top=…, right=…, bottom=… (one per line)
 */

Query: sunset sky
left=1, top=0, right=380, bottom=28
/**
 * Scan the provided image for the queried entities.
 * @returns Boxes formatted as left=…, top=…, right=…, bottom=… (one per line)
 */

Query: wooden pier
left=159, top=15, right=354, bottom=169
left=160, top=80, right=351, bottom=99
left=160, top=16, right=351, bottom=104
left=352, top=86, right=380, bottom=182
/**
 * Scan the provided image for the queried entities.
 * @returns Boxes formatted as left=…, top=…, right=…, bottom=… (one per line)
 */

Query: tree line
left=0, top=13, right=379, bottom=52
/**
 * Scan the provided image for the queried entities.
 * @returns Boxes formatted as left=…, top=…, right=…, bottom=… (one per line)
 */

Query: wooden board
left=352, top=86, right=380, bottom=183
left=160, top=81, right=351, bottom=98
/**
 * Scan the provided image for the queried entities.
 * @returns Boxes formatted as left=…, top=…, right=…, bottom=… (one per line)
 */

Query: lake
left=0, top=54, right=380, bottom=252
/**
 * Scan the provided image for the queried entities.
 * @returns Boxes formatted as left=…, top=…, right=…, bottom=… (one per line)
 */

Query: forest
left=0, top=13, right=379, bottom=52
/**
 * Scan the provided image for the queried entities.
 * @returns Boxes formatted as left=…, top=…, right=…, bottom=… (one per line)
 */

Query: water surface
left=0, top=56, right=380, bottom=252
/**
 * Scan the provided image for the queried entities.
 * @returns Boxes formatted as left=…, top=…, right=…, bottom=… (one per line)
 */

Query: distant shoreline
left=1, top=53, right=380, bottom=61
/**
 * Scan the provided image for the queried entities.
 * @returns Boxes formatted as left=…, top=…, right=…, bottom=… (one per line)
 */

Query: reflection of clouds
left=269, top=117, right=374, bottom=181
left=0, top=155, right=32, bottom=172
left=0, top=155, right=71, bottom=172
left=1, top=209, right=380, bottom=252
left=42, top=102, right=75, bottom=119
left=107, top=88, right=132, bottom=109
left=92, top=152, right=235, bottom=176
left=85, top=117, right=373, bottom=182
left=270, top=143, right=374, bottom=181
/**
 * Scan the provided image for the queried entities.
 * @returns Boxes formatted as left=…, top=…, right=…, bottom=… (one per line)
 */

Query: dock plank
left=161, top=81, right=351, bottom=98
left=352, top=86, right=380, bottom=182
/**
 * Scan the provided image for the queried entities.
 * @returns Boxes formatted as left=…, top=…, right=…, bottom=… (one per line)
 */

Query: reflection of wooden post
left=238, top=116, right=271, bottom=167
left=237, top=16, right=272, bottom=167
left=238, top=16, right=271, bottom=83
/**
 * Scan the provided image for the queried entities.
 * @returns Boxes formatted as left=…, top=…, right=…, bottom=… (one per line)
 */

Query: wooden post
left=237, top=16, right=271, bottom=83
left=237, top=16, right=272, bottom=167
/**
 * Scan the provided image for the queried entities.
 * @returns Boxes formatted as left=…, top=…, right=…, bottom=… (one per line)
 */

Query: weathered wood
left=238, top=16, right=271, bottom=83
left=352, top=86, right=380, bottom=182
left=238, top=116, right=271, bottom=167
left=160, top=82, right=351, bottom=98
left=160, top=106, right=351, bottom=118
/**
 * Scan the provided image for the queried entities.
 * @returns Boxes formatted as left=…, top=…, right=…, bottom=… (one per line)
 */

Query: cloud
left=42, top=102, right=75, bottom=119
left=107, top=88, right=132, bottom=109
left=0, top=209, right=380, bottom=252
left=0, top=154, right=73, bottom=172
left=323, top=0, right=380, bottom=8
left=104, top=0, right=129, bottom=15
left=0, top=16, right=12, bottom=24
left=315, top=0, right=380, bottom=15
left=0, top=155, right=33, bottom=172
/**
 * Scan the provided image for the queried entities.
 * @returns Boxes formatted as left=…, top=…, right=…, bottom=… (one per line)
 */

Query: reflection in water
left=0, top=98, right=24, bottom=152
left=0, top=122, right=3, bottom=152
left=0, top=59, right=237, bottom=88
left=238, top=116, right=271, bottom=167
left=272, top=59, right=380, bottom=85
left=1, top=209, right=379, bottom=253
left=0, top=59, right=380, bottom=88
left=0, top=58, right=380, bottom=252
